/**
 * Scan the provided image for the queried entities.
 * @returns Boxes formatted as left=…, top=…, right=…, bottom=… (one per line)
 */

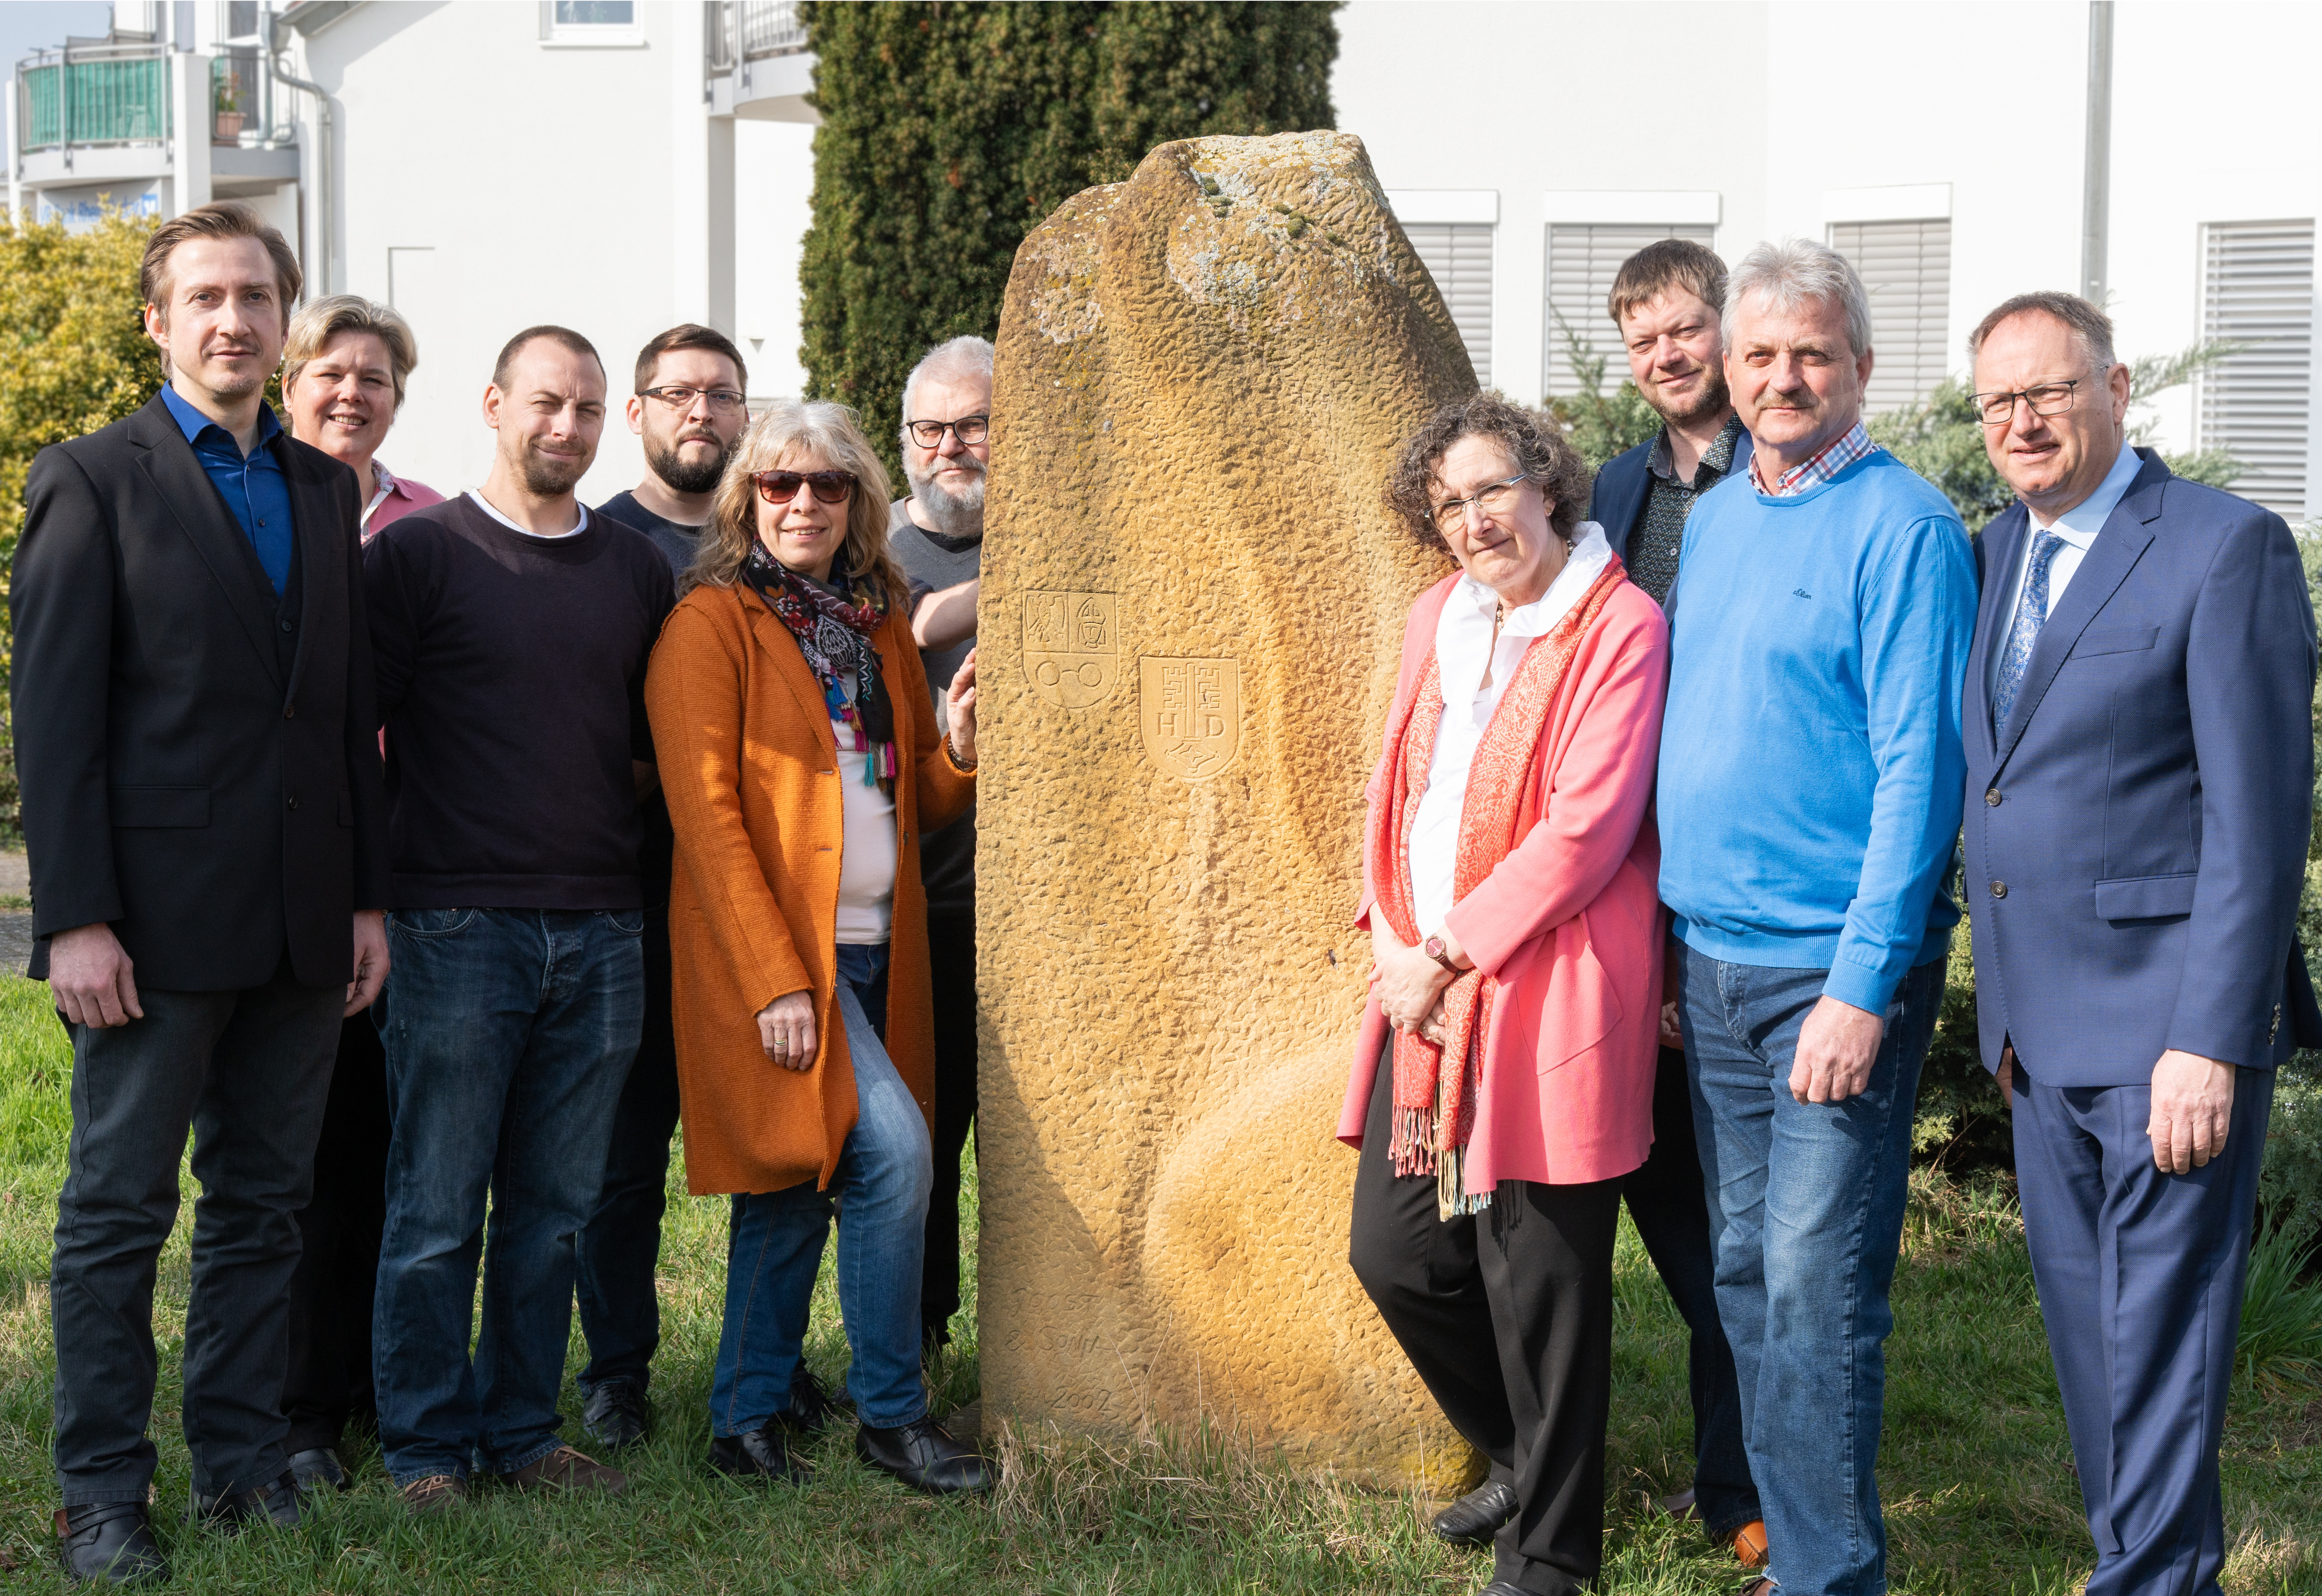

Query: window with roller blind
left=2196, top=220, right=2315, bottom=518
left=1404, top=223, right=1494, bottom=387
left=1542, top=224, right=1714, bottom=400
left=1825, top=219, right=1951, bottom=414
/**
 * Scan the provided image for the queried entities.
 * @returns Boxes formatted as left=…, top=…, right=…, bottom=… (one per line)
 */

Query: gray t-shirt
left=890, top=497, right=981, bottom=917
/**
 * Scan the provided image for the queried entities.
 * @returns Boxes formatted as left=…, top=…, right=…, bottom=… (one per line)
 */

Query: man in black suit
left=12, top=202, right=389, bottom=1584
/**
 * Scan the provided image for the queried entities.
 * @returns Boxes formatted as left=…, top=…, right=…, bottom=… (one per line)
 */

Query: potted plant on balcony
left=213, top=77, right=245, bottom=144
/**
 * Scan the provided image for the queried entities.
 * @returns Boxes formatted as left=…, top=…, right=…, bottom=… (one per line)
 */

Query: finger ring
left=773, top=1041, right=789, bottom=1053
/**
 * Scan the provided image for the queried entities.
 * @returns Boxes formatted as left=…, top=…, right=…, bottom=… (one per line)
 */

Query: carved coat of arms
left=1023, top=591, right=1118, bottom=708
left=1138, top=656, right=1241, bottom=780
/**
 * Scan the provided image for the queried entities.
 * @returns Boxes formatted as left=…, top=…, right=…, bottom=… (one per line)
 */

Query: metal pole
left=268, top=17, right=330, bottom=296
left=2081, top=0, right=2114, bottom=304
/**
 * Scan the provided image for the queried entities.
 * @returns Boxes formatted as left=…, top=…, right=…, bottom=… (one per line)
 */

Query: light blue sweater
left=1656, top=450, right=1976, bottom=1013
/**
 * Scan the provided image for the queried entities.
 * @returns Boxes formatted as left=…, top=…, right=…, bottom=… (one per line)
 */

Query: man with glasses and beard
left=577, top=325, right=807, bottom=1452
left=888, top=335, right=991, bottom=1355
left=363, top=326, right=675, bottom=1515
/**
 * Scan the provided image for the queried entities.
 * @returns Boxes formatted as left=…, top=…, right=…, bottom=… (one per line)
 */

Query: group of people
left=15, top=201, right=997, bottom=1584
left=1345, top=236, right=2316, bottom=1596
left=7, top=194, right=2309, bottom=1596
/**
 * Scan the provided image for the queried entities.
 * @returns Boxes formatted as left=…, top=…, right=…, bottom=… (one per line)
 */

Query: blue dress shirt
left=160, top=383, right=295, bottom=594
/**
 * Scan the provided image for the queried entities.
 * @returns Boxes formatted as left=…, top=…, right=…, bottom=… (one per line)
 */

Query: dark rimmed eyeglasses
left=1428, top=472, right=1531, bottom=536
left=754, top=469, right=858, bottom=506
left=640, top=385, right=747, bottom=414
left=904, top=414, right=990, bottom=448
left=1968, top=380, right=2080, bottom=428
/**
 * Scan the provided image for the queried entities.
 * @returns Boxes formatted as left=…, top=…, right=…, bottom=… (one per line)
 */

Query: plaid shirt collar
left=1751, top=420, right=1878, bottom=496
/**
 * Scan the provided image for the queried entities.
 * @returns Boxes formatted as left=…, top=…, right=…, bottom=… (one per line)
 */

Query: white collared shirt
left=1407, top=523, right=1612, bottom=935
left=1984, top=442, right=2145, bottom=701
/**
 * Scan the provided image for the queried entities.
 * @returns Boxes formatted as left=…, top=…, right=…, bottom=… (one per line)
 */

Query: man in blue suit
left=1962, top=290, right=2319, bottom=1596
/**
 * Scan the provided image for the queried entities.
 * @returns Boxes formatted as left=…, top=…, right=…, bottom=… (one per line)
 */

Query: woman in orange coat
left=645, top=400, right=986, bottom=1494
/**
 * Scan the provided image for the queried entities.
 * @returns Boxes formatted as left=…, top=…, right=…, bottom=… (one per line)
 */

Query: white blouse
left=1406, top=523, right=1611, bottom=935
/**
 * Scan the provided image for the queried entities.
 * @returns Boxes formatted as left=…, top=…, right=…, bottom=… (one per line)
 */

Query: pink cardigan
left=1338, top=571, right=1671, bottom=1188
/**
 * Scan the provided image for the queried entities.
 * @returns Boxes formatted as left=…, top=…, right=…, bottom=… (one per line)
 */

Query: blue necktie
left=1993, top=529, right=2066, bottom=733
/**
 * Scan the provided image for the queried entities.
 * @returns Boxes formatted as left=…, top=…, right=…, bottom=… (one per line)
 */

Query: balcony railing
left=16, top=38, right=295, bottom=155
left=20, top=43, right=170, bottom=149
left=706, top=0, right=807, bottom=72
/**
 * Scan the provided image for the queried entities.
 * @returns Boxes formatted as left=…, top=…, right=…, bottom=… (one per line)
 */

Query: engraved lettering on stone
left=1023, top=590, right=1118, bottom=708
left=1139, top=656, right=1241, bottom=780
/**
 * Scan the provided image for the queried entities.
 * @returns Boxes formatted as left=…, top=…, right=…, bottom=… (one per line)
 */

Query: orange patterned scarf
left=1368, top=558, right=1626, bottom=1218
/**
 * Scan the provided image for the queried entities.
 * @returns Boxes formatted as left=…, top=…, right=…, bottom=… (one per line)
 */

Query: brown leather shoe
left=508, top=1445, right=627, bottom=1496
left=399, top=1474, right=466, bottom=1517
left=1740, top=1581, right=1774, bottom=1596
left=1733, top=1519, right=1770, bottom=1567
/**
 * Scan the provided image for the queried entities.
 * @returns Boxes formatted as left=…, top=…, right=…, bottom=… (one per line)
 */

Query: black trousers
left=576, top=904, right=681, bottom=1392
left=51, top=957, right=342, bottom=1504
left=920, top=908, right=977, bottom=1346
left=1621, top=1045, right=1759, bottom=1535
left=1348, top=1057, right=1620, bottom=1596
left=282, top=1013, right=391, bottom=1454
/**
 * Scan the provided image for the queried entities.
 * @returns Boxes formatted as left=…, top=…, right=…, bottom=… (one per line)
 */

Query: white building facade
left=7, top=1, right=2318, bottom=519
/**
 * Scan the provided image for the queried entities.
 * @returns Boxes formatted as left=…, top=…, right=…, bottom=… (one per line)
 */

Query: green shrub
left=2261, top=1069, right=2322, bottom=1248
left=2238, top=1216, right=2322, bottom=1387
left=0, top=211, right=163, bottom=842
left=797, top=0, right=1341, bottom=484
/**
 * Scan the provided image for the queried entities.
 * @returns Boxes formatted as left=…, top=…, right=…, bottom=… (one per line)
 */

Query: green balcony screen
left=21, top=57, right=172, bottom=149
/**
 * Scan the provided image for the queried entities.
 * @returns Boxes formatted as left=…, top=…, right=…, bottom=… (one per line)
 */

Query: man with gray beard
left=889, top=335, right=990, bottom=1353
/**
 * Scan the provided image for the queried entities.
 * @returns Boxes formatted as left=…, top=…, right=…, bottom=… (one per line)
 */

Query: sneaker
left=507, top=1445, right=627, bottom=1497
left=581, top=1378, right=652, bottom=1452
left=400, top=1474, right=466, bottom=1517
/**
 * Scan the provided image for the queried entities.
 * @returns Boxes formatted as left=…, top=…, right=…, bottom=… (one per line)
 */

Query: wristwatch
left=1423, top=933, right=1460, bottom=974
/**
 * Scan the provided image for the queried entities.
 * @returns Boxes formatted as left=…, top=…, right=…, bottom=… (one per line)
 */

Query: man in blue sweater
left=1657, top=239, right=1976, bottom=1596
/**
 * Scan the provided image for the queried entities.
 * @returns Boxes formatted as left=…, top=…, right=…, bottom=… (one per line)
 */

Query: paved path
left=0, top=850, right=28, bottom=977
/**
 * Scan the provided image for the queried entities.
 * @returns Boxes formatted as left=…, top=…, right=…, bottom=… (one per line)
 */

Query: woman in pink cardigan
left=1342, top=393, right=1668, bottom=1596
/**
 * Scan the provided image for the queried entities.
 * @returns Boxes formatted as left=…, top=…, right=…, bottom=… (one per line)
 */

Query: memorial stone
left=976, top=130, right=1483, bottom=1488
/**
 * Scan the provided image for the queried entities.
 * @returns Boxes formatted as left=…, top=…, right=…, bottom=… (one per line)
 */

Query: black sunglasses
left=754, top=469, right=858, bottom=505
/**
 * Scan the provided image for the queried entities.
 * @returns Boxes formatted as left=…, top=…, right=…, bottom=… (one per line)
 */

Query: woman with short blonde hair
left=647, top=399, right=990, bottom=1493
left=280, top=294, right=441, bottom=534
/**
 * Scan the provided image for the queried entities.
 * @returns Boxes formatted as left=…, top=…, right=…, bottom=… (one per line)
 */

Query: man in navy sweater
left=1656, top=239, right=1976, bottom=1596
left=1962, top=291, right=2317, bottom=1596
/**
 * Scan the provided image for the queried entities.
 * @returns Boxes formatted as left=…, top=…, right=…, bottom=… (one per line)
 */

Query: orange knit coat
left=645, top=583, right=975, bottom=1196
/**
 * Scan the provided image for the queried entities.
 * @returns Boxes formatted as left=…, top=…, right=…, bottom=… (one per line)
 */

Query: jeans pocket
left=389, top=907, right=477, bottom=938
left=598, top=909, right=646, bottom=938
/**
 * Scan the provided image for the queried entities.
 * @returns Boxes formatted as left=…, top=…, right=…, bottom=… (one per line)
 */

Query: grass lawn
left=0, top=972, right=2314, bottom=1592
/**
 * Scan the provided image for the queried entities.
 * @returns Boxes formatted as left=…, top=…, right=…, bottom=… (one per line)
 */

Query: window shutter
left=1827, top=219, right=1951, bottom=415
left=1542, top=224, right=1716, bottom=401
left=1404, top=223, right=1494, bottom=387
left=2197, top=220, right=2315, bottom=518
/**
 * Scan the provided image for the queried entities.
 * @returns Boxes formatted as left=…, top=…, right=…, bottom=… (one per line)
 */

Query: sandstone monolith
left=976, top=131, right=1481, bottom=1489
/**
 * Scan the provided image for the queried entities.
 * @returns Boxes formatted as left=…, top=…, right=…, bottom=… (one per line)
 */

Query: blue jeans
left=1678, top=949, right=1944, bottom=1596
left=710, top=942, right=934, bottom=1434
left=371, top=908, right=644, bottom=1483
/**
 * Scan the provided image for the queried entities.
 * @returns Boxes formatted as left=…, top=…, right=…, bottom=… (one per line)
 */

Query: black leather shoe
left=288, top=1447, right=350, bottom=1493
left=1431, top=1479, right=1519, bottom=1547
left=776, top=1367, right=849, bottom=1439
left=855, top=1416, right=996, bottom=1495
left=708, top=1419, right=813, bottom=1484
left=192, top=1470, right=300, bottom=1530
left=55, top=1502, right=167, bottom=1586
left=582, top=1377, right=652, bottom=1452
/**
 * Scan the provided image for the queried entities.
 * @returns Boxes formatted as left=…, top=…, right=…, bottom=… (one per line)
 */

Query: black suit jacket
left=11, top=390, right=391, bottom=990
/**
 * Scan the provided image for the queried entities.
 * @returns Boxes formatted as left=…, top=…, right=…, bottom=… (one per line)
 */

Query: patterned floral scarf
left=1367, top=558, right=1627, bottom=1219
left=741, top=543, right=899, bottom=795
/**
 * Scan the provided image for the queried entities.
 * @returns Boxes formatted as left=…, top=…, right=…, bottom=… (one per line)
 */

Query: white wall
left=1334, top=0, right=2322, bottom=507
left=735, top=118, right=816, bottom=403
left=298, top=0, right=684, bottom=505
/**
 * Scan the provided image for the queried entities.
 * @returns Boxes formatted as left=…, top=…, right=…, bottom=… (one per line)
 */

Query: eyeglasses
left=640, top=385, right=748, bottom=414
left=904, top=414, right=990, bottom=448
left=1428, top=472, right=1531, bottom=536
left=1969, top=380, right=2080, bottom=428
left=754, top=469, right=857, bottom=505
